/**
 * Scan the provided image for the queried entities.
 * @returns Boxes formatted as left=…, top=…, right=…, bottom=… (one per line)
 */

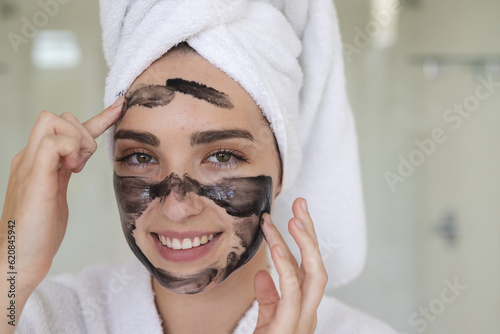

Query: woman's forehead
left=125, top=79, right=234, bottom=112
left=129, top=50, right=253, bottom=106
left=117, top=91, right=261, bottom=138
left=118, top=51, right=271, bottom=144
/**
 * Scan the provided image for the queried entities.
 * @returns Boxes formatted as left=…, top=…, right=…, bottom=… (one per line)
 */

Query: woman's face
left=113, top=49, right=281, bottom=294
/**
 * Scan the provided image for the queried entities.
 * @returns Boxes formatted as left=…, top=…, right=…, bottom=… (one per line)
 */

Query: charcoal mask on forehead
left=113, top=78, right=274, bottom=294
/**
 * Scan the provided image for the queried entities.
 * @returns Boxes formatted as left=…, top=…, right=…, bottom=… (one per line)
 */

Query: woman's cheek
left=226, top=216, right=263, bottom=270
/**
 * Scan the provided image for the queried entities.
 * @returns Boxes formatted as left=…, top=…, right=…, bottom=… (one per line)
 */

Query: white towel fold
left=100, top=0, right=366, bottom=290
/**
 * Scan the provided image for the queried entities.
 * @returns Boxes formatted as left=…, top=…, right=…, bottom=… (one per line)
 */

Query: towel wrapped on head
left=100, top=0, right=366, bottom=291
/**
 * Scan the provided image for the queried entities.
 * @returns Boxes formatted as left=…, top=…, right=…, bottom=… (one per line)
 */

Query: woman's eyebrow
left=190, top=129, right=254, bottom=146
left=114, top=129, right=160, bottom=147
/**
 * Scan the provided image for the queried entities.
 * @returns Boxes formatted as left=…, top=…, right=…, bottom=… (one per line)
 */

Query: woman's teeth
left=158, top=234, right=215, bottom=250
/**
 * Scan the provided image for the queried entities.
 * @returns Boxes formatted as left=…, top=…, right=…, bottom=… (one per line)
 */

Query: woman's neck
left=153, top=245, right=268, bottom=334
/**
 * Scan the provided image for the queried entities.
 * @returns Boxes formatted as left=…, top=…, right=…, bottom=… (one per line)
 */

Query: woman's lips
left=151, top=232, right=222, bottom=263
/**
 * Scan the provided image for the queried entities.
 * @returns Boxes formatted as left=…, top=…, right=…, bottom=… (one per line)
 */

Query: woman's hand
left=0, top=97, right=123, bottom=293
left=254, top=198, right=328, bottom=334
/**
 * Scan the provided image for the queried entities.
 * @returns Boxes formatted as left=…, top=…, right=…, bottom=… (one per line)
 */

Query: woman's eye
left=115, top=152, right=158, bottom=166
left=209, top=152, right=232, bottom=163
left=134, top=153, right=154, bottom=164
left=204, top=150, right=249, bottom=169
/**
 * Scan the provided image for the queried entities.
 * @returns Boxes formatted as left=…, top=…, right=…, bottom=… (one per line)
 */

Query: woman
left=1, top=0, right=396, bottom=333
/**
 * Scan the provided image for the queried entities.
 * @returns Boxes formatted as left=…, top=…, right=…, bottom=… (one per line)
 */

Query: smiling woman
left=0, top=0, right=395, bottom=333
left=112, top=47, right=280, bottom=296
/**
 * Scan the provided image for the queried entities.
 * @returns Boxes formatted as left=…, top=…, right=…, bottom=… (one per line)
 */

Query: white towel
left=17, top=260, right=396, bottom=333
left=100, top=0, right=366, bottom=290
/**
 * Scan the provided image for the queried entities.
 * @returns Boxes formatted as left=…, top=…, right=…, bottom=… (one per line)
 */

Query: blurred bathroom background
left=0, top=0, right=498, bottom=333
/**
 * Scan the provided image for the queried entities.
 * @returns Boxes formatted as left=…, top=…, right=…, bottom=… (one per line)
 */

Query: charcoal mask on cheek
left=113, top=173, right=272, bottom=294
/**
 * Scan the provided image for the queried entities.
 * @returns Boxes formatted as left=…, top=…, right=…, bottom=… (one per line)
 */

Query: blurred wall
left=334, top=1, right=500, bottom=333
left=333, top=0, right=420, bottom=330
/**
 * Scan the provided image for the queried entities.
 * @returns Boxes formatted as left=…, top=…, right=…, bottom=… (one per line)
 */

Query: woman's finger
left=267, top=243, right=301, bottom=333
left=59, top=113, right=97, bottom=172
left=291, top=219, right=326, bottom=332
left=288, top=199, right=328, bottom=333
left=291, top=198, right=319, bottom=247
left=83, top=96, right=124, bottom=138
left=261, top=214, right=301, bottom=275
left=256, top=201, right=326, bottom=334
left=25, top=110, right=84, bottom=162
left=290, top=199, right=327, bottom=291
left=32, top=134, right=81, bottom=180
left=254, top=270, right=280, bottom=333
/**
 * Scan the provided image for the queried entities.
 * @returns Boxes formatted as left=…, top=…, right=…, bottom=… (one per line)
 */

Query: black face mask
left=114, top=172, right=272, bottom=294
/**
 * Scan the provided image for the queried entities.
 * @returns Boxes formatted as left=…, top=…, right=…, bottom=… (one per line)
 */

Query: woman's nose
left=159, top=191, right=204, bottom=223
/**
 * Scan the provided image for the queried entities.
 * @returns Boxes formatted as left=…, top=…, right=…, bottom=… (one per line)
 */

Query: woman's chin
left=151, top=265, right=222, bottom=295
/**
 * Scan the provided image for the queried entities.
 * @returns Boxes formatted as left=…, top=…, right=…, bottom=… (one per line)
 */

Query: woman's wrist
left=0, top=215, right=42, bottom=301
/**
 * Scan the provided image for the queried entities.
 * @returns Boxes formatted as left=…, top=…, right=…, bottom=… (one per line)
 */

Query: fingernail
left=264, top=214, right=273, bottom=225
left=301, top=199, right=308, bottom=212
left=295, top=218, right=305, bottom=230
left=111, top=96, right=124, bottom=109
left=276, top=245, right=285, bottom=258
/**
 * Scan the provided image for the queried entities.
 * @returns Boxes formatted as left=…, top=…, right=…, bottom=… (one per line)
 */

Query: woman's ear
left=274, top=159, right=283, bottom=198
left=274, top=182, right=282, bottom=198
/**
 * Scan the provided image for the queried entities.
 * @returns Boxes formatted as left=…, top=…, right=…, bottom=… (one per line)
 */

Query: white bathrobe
left=16, top=259, right=395, bottom=333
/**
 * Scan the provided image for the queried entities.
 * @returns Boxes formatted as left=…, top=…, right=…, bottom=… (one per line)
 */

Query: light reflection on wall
left=31, top=30, right=81, bottom=70
left=370, top=0, right=400, bottom=48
